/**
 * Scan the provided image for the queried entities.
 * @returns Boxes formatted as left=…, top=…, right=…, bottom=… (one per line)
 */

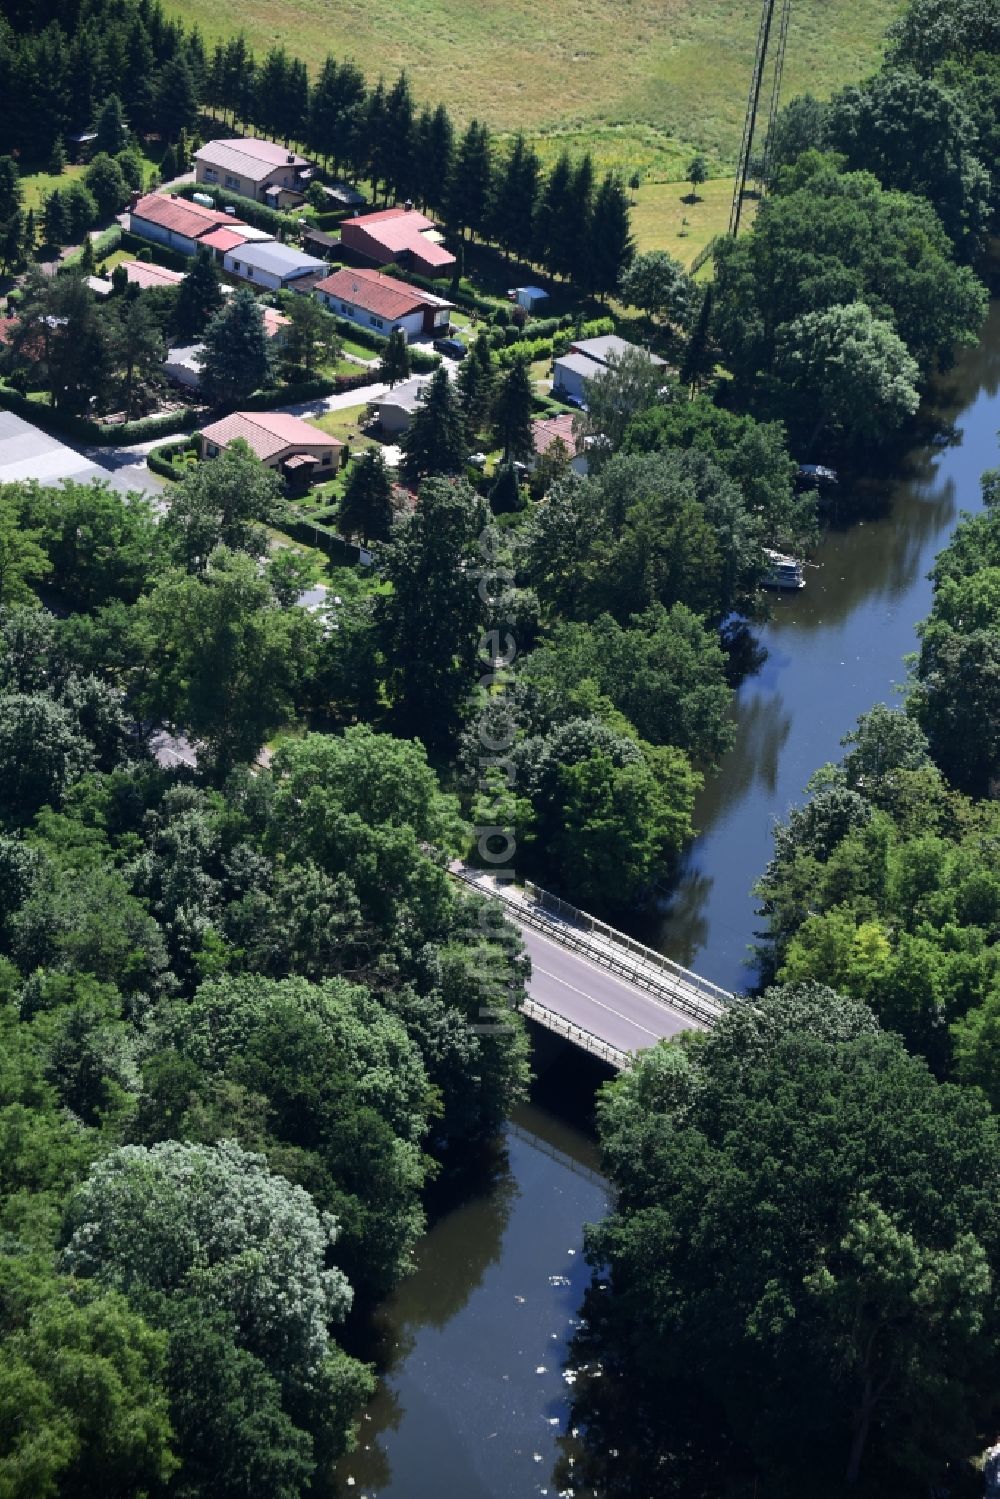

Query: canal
left=336, top=303, right=1000, bottom=1497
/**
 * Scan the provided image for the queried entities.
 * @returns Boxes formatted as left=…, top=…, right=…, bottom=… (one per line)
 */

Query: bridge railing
left=451, top=864, right=727, bottom=1031
left=521, top=995, right=631, bottom=1070
left=522, top=880, right=733, bottom=1007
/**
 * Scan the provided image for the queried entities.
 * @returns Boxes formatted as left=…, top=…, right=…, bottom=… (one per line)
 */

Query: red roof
left=199, top=226, right=253, bottom=254
left=314, top=266, right=435, bottom=321
left=262, top=308, right=291, bottom=338
left=130, top=192, right=244, bottom=241
left=341, top=207, right=456, bottom=271
left=532, top=412, right=579, bottom=458
left=200, top=410, right=343, bottom=463
left=121, top=260, right=186, bottom=289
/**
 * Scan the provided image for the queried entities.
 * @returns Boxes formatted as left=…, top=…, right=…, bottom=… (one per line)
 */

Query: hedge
left=278, top=511, right=369, bottom=565
left=0, top=385, right=199, bottom=444
left=147, top=434, right=199, bottom=479
left=328, top=316, right=440, bottom=370
left=119, top=230, right=191, bottom=272
left=171, top=183, right=301, bottom=239
left=377, top=264, right=501, bottom=316
left=62, top=225, right=122, bottom=269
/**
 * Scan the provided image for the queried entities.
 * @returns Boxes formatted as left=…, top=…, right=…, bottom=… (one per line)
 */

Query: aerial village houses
left=127, top=193, right=254, bottom=257
left=313, top=268, right=453, bottom=341
left=340, top=206, right=456, bottom=279
left=199, top=411, right=343, bottom=483
left=194, top=138, right=311, bottom=207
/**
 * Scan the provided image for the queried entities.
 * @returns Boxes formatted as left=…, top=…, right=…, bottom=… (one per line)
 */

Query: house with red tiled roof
left=340, top=206, right=456, bottom=279
left=530, top=412, right=589, bottom=477
left=120, top=260, right=187, bottom=290
left=313, top=267, right=453, bottom=342
left=199, top=410, right=343, bottom=482
left=128, top=192, right=250, bottom=257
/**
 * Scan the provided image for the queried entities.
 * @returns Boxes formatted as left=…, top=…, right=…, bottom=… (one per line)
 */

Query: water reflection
left=645, top=301, right=1000, bottom=991
left=334, top=1084, right=608, bottom=1498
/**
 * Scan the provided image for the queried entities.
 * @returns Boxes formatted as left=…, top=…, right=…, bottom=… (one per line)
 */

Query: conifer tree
left=200, top=288, right=274, bottom=406
left=589, top=172, right=634, bottom=299
left=400, top=365, right=466, bottom=481
left=339, top=449, right=395, bottom=544
left=447, top=121, right=493, bottom=240
left=492, top=358, right=534, bottom=461
left=172, top=247, right=224, bottom=339
left=456, top=330, right=495, bottom=437
left=95, top=94, right=130, bottom=156
left=379, top=327, right=411, bottom=388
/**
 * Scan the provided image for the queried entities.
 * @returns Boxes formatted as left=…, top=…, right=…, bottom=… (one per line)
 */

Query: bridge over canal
left=452, top=867, right=735, bottom=1069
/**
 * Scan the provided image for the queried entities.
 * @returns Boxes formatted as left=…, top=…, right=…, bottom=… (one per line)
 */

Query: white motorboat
left=763, top=548, right=806, bottom=590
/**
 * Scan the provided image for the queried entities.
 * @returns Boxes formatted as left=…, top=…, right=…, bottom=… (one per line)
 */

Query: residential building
left=553, top=336, right=666, bottom=403
left=194, top=138, right=310, bottom=205
left=199, top=410, right=343, bottom=480
left=340, top=205, right=456, bottom=279
left=530, top=412, right=589, bottom=476
left=163, top=343, right=205, bottom=389
left=128, top=192, right=249, bottom=257
left=314, top=267, right=452, bottom=341
left=120, top=260, right=187, bottom=290
left=222, top=239, right=329, bottom=292
left=261, top=307, right=291, bottom=344
left=569, top=334, right=667, bottom=369
left=370, top=376, right=432, bottom=435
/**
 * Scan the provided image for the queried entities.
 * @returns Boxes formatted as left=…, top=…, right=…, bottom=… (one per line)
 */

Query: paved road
left=517, top=921, right=700, bottom=1055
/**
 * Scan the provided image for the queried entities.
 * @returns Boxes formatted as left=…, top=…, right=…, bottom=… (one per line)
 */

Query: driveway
left=0, top=409, right=163, bottom=495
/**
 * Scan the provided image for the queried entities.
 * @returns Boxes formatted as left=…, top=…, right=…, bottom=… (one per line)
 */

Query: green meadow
left=168, top=0, right=900, bottom=161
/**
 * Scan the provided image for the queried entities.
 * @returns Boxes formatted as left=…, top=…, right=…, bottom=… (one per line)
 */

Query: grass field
left=167, top=0, right=899, bottom=159
left=632, top=174, right=756, bottom=263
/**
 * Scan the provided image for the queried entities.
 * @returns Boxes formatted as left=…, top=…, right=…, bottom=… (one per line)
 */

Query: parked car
left=433, top=336, right=467, bottom=359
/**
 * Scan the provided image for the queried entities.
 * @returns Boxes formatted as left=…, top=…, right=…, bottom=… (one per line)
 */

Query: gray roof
left=225, top=240, right=328, bottom=278
left=554, top=351, right=605, bottom=379
left=164, top=342, right=205, bottom=371
left=571, top=334, right=667, bottom=367
left=194, top=138, right=308, bottom=183
left=375, top=376, right=430, bottom=414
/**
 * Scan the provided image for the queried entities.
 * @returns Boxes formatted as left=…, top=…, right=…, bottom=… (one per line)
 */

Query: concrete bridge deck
left=453, top=867, right=734, bottom=1068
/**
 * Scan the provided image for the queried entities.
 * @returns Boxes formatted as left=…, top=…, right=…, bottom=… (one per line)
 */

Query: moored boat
left=763, top=547, right=806, bottom=590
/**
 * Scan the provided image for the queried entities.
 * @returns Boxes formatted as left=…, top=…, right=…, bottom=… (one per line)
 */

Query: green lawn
left=20, top=164, right=88, bottom=213
left=631, top=174, right=755, bottom=266
left=307, top=403, right=379, bottom=449
left=166, top=0, right=898, bottom=158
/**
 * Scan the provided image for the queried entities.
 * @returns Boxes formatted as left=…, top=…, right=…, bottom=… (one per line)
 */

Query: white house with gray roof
left=222, top=239, right=328, bottom=291
left=553, top=336, right=667, bottom=403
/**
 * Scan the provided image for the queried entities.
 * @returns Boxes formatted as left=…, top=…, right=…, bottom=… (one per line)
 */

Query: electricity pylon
left=729, top=0, right=792, bottom=237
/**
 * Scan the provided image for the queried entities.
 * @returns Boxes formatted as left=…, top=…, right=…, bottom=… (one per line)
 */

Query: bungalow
left=313, top=267, right=452, bottom=342
left=120, top=260, right=187, bottom=291
left=261, top=308, right=291, bottom=344
left=222, top=239, right=328, bottom=292
left=128, top=192, right=248, bottom=257
left=530, top=412, right=589, bottom=477
left=569, top=334, right=667, bottom=370
left=553, top=336, right=666, bottom=403
left=369, top=376, right=432, bottom=435
left=340, top=205, right=456, bottom=279
left=194, top=138, right=310, bottom=205
left=199, top=410, right=343, bottom=481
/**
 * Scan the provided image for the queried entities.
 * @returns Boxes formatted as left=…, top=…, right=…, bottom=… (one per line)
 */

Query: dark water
left=648, top=300, right=1000, bottom=992
left=335, top=306, right=1000, bottom=1497
left=335, top=1076, right=609, bottom=1498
